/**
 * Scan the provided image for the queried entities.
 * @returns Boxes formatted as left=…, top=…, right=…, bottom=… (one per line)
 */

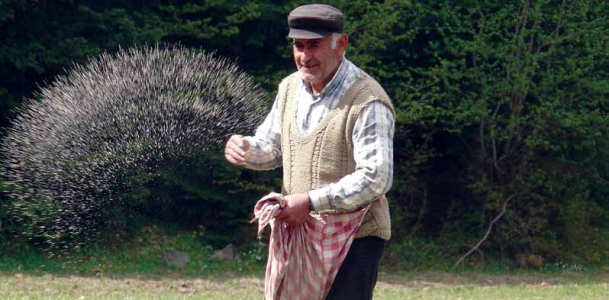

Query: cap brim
left=288, top=28, right=334, bottom=39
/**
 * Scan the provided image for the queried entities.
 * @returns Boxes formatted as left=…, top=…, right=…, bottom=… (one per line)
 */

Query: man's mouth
left=302, top=63, right=320, bottom=70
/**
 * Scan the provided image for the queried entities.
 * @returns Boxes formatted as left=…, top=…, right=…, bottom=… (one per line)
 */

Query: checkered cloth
left=252, top=192, right=369, bottom=300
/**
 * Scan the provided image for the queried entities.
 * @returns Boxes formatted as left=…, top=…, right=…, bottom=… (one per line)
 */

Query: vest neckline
left=290, top=75, right=367, bottom=143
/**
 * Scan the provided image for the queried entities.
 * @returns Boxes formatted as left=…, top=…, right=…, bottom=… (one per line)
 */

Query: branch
left=479, top=121, right=487, bottom=158
left=407, top=189, right=428, bottom=238
left=453, top=194, right=516, bottom=269
left=489, top=101, right=503, bottom=173
left=492, top=135, right=502, bottom=173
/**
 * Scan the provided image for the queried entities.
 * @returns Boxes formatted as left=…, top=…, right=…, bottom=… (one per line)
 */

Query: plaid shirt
left=252, top=193, right=368, bottom=300
left=243, top=58, right=394, bottom=211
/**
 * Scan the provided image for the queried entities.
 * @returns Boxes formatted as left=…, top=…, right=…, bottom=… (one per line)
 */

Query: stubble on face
left=293, top=36, right=343, bottom=93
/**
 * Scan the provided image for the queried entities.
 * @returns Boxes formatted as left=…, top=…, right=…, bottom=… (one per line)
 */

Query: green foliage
left=0, top=1, right=164, bottom=130
left=346, top=0, right=609, bottom=263
left=0, top=0, right=608, bottom=265
left=0, top=0, right=284, bottom=249
left=0, top=161, right=26, bottom=251
left=0, top=220, right=266, bottom=276
left=0, top=181, right=17, bottom=249
left=111, top=152, right=278, bottom=248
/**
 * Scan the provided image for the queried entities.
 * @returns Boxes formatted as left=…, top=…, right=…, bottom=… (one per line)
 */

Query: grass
left=1, top=270, right=609, bottom=299
left=374, top=271, right=609, bottom=299
left=2, top=223, right=609, bottom=299
left=0, top=223, right=267, bottom=277
left=0, top=273, right=264, bottom=300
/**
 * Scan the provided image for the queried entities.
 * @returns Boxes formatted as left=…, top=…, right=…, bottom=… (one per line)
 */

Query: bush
left=346, top=0, right=609, bottom=262
left=117, top=153, right=279, bottom=247
left=1, top=0, right=608, bottom=264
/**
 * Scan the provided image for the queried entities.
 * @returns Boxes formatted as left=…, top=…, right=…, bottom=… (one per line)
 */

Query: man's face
left=293, top=35, right=346, bottom=91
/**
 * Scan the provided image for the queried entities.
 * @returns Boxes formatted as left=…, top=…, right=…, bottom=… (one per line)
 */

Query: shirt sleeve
left=307, top=101, right=394, bottom=211
left=241, top=93, right=283, bottom=170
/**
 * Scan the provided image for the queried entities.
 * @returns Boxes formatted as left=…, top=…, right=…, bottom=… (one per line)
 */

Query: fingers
left=229, top=135, right=249, bottom=150
left=240, top=138, right=250, bottom=152
left=225, top=146, right=245, bottom=165
left=274, top=207, right=307, bottom=226
left=275, top=210, right=287, bottom=220
left=224, top=135, right=248, bottom=165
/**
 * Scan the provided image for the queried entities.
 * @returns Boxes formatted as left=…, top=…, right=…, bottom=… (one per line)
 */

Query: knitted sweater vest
left=278, top=71, right=394, bottom=240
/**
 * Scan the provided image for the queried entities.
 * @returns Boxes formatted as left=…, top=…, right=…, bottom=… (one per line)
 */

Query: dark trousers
left=325, top=236, right=385, bottom=300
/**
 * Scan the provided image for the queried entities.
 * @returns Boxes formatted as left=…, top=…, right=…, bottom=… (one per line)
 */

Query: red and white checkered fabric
left=252, top=192, right=369, bottom=300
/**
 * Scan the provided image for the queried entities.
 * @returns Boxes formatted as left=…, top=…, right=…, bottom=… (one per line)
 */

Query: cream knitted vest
left=277, top=71, right=394, bottom=240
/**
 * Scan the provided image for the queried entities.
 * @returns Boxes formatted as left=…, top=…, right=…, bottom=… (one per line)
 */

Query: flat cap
left=288, top=4, right=344, bottom=39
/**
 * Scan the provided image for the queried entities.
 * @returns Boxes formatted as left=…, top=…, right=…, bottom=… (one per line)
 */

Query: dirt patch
left=2, top=272, right=264, bottom=298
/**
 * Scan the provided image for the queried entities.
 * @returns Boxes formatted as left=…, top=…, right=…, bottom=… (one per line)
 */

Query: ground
left=2, top=270, right=609, bottom=299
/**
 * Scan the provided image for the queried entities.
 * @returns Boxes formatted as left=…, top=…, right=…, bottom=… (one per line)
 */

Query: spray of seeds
left=1, top=45, right=269, bottom=253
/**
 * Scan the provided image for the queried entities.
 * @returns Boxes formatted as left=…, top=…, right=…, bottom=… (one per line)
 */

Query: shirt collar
left=302, top=57, right=349, bottom=99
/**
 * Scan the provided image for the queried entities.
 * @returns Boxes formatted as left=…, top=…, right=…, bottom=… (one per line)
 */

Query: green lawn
left=375, top=271, right=609, bottom=300
left=1, top=270, right=608, bottom=299
left=1, top=225, right=607, bottom=299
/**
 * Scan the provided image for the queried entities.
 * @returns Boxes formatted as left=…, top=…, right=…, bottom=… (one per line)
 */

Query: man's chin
left=299, top=72, right=320, bottom=84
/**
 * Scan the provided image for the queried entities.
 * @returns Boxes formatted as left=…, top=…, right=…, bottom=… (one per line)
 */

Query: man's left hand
left=275, top=193, right=311, bottom=226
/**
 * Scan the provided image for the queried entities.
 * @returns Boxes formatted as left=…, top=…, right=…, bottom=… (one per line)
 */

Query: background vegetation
left=1, top=0, right=608, bottom=269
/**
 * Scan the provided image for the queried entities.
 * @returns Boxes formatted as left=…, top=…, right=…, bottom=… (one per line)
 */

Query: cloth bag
left=252, top=192, right=369, bottom=300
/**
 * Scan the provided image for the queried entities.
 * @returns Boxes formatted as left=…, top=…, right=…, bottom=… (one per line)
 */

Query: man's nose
left=301, top=48, right=314, bottom=62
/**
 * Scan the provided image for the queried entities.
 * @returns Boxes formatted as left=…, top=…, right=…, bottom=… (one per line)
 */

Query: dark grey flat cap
left=288, top=4, right=344, bottom=39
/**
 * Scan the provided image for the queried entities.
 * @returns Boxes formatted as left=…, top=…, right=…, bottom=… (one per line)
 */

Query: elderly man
left=224, top=4, right=394, bottom=299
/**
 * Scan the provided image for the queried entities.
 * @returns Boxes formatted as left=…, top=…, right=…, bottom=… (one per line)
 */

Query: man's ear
left=338, top=34, right=349, bottom=55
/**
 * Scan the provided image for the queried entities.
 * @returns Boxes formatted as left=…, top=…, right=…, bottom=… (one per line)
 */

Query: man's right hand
left=224, top=135, right=250, bottom=166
